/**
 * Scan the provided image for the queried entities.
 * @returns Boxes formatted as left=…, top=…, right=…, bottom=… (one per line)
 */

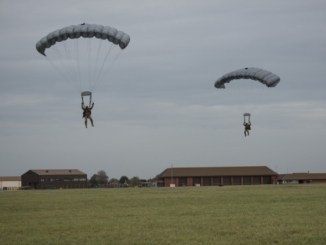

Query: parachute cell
left=36, top=24, right=130, bottom=56
left=214, top=67, right=280, bottom=89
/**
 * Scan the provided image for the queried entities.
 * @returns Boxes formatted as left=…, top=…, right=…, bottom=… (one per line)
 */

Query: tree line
left=88, top=170, right=155, bottom=188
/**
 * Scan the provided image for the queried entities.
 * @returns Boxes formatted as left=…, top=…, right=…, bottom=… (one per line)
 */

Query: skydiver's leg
left=84, top=118, right=88, bottom=128
left=89, top=117, right=94, bottom=127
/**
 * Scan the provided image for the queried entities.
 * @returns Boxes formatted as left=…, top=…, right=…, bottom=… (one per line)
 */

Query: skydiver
left=82, top=101, right=94, bottom=128
left=243, top=121, right=251, bottom=137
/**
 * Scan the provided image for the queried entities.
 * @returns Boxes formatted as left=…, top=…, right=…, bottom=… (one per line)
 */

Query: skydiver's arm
left=90, top=102, right=94, bottom=109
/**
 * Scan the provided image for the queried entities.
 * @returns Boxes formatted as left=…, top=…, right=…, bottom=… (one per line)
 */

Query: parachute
left=214, top=68, right=280, bottom=136
left=36, top=23, right=130, bottom=104
left=214, top=67, right=280, bottom=89
left=36, top=24, right=130, bottom=56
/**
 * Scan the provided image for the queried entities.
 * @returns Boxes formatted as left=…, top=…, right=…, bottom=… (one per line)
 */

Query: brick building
left=21, top=169, right=87, bottom=189
left=278, top=173, right=326, bottom=184
left=157, top=166, right=278, bottom=187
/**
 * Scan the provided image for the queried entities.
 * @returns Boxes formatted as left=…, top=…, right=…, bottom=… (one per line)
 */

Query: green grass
left=1, top=185, right=326, bottom=245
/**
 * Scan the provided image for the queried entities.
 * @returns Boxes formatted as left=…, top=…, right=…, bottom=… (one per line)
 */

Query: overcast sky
left=1, top=0, right=326, bottom=179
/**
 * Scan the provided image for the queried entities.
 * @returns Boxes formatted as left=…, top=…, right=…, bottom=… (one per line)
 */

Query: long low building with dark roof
left=278, top=173, right=326, bottom=184
left=157, top=166, right=278, bottom=187
left=21, top=169, right=87, bottom=189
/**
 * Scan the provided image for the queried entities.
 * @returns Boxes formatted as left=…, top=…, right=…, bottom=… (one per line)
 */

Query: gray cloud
left=1, top=0, right=326, bottom=179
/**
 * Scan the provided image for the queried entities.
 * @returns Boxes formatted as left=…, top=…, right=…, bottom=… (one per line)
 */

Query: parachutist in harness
left=81, top=91, right=94, bottom=128
left=243, top=122, right=251, bottom=137
left=82, top=102, right=94, bottom=128
left=243, top=113, right=251, bottom=137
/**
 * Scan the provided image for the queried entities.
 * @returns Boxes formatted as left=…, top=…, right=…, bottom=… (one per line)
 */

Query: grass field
left=1, top=185, right=326, bottom=245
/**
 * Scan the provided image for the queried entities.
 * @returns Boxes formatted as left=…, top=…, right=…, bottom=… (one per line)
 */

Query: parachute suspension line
left=93, top=38, right=103, bottom=86
left=87, top=38, right=92, bottom=91
left=45, top=56, right=70, bottom=82
left=92, top=43, right=114, bottom=91
left=62, top=40, right=72, bottom=59
left=42, top=43, right=78, bottom=93
left=112, top=48, right=122, bottom=62
left=99, top=47, right=122, bottom=89
left=51, top=44, right=64, bottom=59
left=92, top=47, right=122, bottom=92
left=74, top=38, right=82, bottom=93
left=100, top=48, right=122, bottom=81
left=59, top=41, right=80, bottom=88
left=61, top=40, right=79, bottom=88
left=46, top=45, right=76, bottom=88
left=92, top=37, right=103, bottom=86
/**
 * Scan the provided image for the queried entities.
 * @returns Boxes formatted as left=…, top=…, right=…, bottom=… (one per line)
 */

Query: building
left=157, top=166, right=278, bottom=187
left=0, top=176, right=21, bottom=190
left=21, top=169, right=87, bottom=189
left=278, top=173, right=326, bottom=184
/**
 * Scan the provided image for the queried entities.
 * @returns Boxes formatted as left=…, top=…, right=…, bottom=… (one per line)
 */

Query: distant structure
left=21, top=169, right=87, bottom=189
left=0, top=176, right=21, bottom=190
left=278, top=173, right=326, bottom=184
left=157, top=166, right=278, bottom=187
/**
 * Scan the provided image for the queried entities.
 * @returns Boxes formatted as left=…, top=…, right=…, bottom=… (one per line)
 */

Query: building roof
left=158, top=166, right=278, bottom=178
left=282, top=173, right=326, bottom=180
left=23, top=169, right=86, bottom=176
left=0, top=176, right=21, bottom=181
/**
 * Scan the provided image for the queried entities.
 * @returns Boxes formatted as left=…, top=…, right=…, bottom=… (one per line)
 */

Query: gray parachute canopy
left=36, top=23, right=130, bottom=56
left=214, top=67, right=280, bottom=89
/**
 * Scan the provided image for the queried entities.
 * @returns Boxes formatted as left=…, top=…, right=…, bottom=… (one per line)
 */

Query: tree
left=119, top=176, right=129, bottom=187
left=89, top=170, right=109, bottom=188
left=97, top=170, right=109, bottom=186
left=89, top=174, right=99, bottom=188
left=130, top=176, right=140, bottom=187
